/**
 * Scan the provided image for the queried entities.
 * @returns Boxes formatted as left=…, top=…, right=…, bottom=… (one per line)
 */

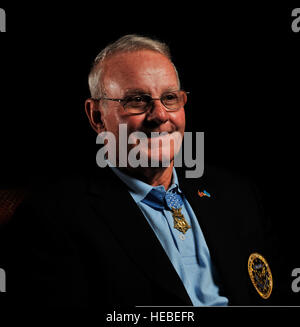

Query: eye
left=132, top=96, right=145, bottom=102
left=166, top=94, right=177, bottom=100
left=162, top=92, right=179, bottom=103
left=124, top=95, right=150, bottom=108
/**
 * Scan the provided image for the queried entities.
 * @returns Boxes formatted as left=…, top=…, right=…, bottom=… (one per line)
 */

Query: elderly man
left=0, top=35, right=281, bottom=307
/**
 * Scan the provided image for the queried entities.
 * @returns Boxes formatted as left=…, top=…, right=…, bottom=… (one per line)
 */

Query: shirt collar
left=107, top=162, right=182, bottom=203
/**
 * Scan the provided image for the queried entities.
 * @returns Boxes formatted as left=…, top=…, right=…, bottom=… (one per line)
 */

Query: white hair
left=88, top=34, right=180, bottom=99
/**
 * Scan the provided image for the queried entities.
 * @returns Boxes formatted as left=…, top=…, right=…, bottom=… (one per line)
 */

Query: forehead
left=101, top=50, right=179, bottom=93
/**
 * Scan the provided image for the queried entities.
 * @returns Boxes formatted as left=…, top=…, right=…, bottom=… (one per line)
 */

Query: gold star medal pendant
left=165, top=192, right=191, bottom=234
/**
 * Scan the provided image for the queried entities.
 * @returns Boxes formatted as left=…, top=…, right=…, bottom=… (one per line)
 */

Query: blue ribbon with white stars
left=142, top=188, right=184, bottom=211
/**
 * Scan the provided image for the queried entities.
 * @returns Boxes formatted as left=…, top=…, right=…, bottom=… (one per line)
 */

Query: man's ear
left=85, top=99, right=105, bottom=134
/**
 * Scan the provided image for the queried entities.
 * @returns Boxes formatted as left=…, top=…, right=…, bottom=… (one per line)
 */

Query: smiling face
left=96, top=50, right=186, bottom=166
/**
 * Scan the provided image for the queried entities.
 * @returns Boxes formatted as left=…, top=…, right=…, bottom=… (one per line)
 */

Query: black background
left=0, top=2, right=299, bottom=306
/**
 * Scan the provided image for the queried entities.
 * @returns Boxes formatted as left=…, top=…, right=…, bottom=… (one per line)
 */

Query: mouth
left=142, top=130, right=174, bottom=138
left=130, top=131, right=183, bottom=148
left=127, top=130, right=184, bottom=162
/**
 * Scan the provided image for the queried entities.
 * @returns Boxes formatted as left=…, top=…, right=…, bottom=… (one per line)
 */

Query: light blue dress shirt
left=110, top=166, right=228, bottom=306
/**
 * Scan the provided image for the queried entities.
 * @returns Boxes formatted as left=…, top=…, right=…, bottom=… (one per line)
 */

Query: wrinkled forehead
left=101, top=50, right=179, bottom=93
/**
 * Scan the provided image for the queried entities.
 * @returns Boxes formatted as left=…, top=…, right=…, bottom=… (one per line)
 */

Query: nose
left=146, top=99, right=168, bottom=125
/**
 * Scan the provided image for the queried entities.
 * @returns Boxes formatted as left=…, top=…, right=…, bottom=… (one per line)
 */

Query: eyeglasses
left=92, top=90, right=189, bottom=114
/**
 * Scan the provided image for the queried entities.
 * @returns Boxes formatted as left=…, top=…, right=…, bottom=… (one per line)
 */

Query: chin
left=142, top=144, right=177, bottom=168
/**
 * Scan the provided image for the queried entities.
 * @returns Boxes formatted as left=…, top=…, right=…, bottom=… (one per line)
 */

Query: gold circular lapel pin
left=248, top=253, right=273, bottom=299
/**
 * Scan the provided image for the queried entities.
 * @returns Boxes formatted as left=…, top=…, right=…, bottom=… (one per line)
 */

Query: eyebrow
left=123, top=87, right=179, bottom=96
left=123, top=88, right=148, bottom=96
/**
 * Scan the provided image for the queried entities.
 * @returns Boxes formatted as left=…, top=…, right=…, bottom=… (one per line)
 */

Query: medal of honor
left=248, top=253, right=273, bottom=299
left=143, top=188, right=192, bottom=235
left=171, top=207, right=191, bottom=234
left=165, top=191, right=191, bottom=235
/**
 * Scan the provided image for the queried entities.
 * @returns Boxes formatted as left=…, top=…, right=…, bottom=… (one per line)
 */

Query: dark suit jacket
left=0, top=165, right=290, bottom=307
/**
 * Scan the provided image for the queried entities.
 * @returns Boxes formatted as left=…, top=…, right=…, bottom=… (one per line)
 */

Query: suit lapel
left=177, top=167, right=252, bottom=303
left=86, top=167, right=192, bottom=305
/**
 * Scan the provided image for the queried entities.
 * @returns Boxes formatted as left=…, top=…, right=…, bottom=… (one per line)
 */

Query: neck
left=121, top=163, right=174, bottom=191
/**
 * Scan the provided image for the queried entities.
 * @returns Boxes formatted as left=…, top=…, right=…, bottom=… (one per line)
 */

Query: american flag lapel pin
left=197, top=190, right=211, bottom=198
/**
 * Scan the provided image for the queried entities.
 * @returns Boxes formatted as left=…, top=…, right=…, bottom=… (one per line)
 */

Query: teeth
left=148, top=132, right=171, bottom=138
left=139, top=131, right=172, bottom=138
left=129, top=131, right=183, bottom=153
left=133, top=131, right=182, bottom=149
left=151, top=131, right=182, bottom=147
